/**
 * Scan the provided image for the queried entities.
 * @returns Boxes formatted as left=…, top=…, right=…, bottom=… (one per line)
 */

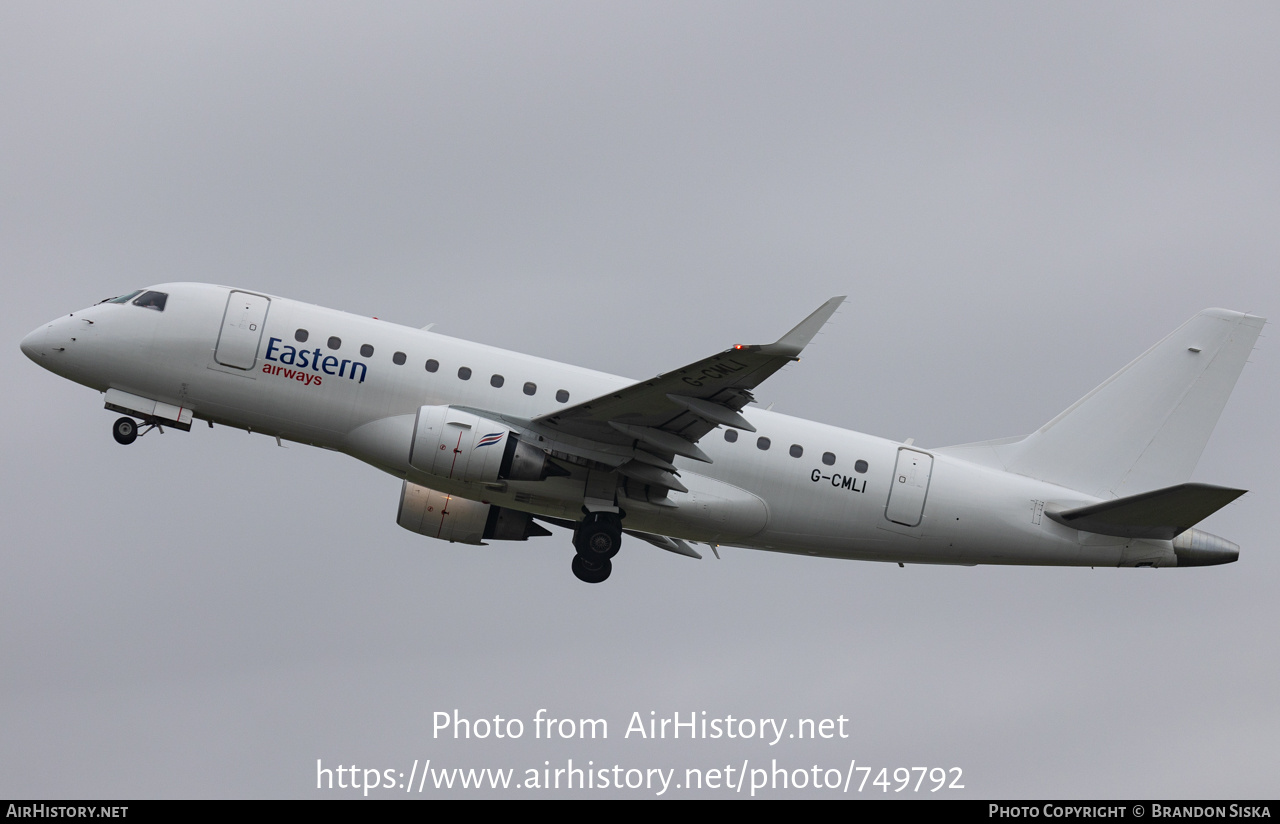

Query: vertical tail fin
left=987, top=309, right=1263, bottom=498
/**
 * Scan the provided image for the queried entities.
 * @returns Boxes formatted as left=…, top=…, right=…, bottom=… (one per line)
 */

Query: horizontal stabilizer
left=1047, top=483, right=1246, bottom=540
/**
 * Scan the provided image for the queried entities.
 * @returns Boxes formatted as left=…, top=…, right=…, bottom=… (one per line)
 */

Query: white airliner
left=21, top=284, right=1262, bottom=582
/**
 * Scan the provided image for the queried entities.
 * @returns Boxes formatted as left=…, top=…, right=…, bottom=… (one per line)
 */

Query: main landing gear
left=571, top=511, right=622, bottom=584
left=571, top=554, right=611, bottom=584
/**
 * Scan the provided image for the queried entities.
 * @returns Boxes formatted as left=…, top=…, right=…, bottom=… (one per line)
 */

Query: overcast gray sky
left=2, top=1, right=1277, bottom=798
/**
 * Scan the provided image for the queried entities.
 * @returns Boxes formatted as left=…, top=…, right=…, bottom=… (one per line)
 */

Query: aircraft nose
left=20, top=324, right=47, bottom=362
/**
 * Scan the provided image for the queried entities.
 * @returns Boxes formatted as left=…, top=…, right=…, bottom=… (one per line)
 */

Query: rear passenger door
left=885, top=448, right=933, bottom=527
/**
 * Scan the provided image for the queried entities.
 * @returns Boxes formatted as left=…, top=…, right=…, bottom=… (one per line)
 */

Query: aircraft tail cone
left=1173, top=529, right=1239, bottom=566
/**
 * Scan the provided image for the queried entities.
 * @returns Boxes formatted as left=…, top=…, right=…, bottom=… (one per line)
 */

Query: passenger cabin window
left=360, top=344, right=374, bottom=357
left=789, top=444, right=803, bottom=458
left=822, top=451, right=836, bottom=466
left=392, top=351, right=406, bottom=365
left=425, top=359, right=439, bottom=372
left=490, top=374, right=504, bottom=388
left=327, top=336, right=342, bottom=350
left=108, top=290, right=143, bottom=304
left=854, top=460, right=869, bottom=474
left=132, top=291, right=168, bottom=311
left=458, top=367, right=472, bottom=380
left=757, top=437, right=771, bottom=451
left=295, top=329, right=309, bottom=343
left=523, top=382, right=536, bottom=396
left=556, top=389, right=570, bottom=403
left=724, top=429, right=738, bottom=443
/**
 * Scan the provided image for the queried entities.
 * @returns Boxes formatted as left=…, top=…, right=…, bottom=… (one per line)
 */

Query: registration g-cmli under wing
left=21, top=285, right=1262, bottom=583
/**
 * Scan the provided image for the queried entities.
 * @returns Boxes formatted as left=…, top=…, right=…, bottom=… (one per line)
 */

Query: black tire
left=574, top=514, right=622, bottom=560
left=572, top=554, right=612, bottom=584
left=112, top=417, right=138, bottom=445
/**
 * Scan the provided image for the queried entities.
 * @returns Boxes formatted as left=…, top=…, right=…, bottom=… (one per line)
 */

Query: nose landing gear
left=112, top=417, right=138, bottom=445
left=111, top=416, right=164, bottom=445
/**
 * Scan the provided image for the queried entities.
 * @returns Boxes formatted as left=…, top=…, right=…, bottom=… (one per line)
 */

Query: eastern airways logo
left=262, top=337, right=368, bottom=386
left=475, top=432, right=505, bottom=448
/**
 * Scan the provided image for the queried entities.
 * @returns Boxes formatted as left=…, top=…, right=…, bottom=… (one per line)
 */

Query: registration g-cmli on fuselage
left=21, top=284, right=1260, bottom=583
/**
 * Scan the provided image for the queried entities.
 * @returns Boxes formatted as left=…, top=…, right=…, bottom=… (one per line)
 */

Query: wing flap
left=667, top=393, right=757, bottom=431
left=609, top=421, right=712, bottom=463
left=615, top=460, right=689, bottom=493
left=623, top=529, right=703, bottom=559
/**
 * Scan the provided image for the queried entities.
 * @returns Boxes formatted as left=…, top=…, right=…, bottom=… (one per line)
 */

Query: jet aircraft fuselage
left=22, top=283, right=1259, bottom=582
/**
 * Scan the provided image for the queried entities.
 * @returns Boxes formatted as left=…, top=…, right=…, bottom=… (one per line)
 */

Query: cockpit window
left=107, top=290, right=143, bottom=304
left=132, top=291, right=168, bottom=311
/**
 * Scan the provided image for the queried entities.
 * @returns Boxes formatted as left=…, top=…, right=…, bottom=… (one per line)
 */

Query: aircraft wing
left=530, top=297, right=844, bottom=470
left=624, top=529, right=703, bottom=559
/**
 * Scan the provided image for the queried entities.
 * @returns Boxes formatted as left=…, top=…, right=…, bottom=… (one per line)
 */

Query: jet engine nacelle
left=409, top=405, right=558, bottom=484
left=397, top=481, right=552, bottom=545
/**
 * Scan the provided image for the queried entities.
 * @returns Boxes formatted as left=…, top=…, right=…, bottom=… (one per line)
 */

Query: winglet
left=760, top=296, right=845, bottom=357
